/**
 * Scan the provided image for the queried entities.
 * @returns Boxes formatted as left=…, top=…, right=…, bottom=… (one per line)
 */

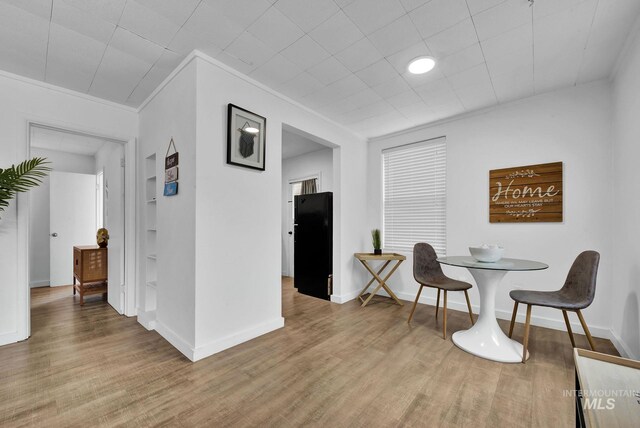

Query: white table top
left=437, top=256, right=548, bottom=271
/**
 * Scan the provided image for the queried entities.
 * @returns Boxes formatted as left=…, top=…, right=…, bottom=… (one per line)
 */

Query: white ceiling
left=1, top=0, right=639, bottom=138
left=282, top=129, right=329, bottom=159
left=31, top=126, right=109, bottom=156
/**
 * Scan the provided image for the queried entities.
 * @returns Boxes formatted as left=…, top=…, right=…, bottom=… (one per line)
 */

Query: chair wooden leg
left=576, top=310, right=596, bottom=351
left=442, top=290, right=448, bottom=340
left=464, top=290, right=474, bottom=325
left=407, top=286, right=423, bottom=324
left=562, top=310, right=576, bottom=348
left=435, top=288, right=440, bottom=320
left=521, top=304, right=532, bottom=363
left=508, top=301, right=519, bottom=338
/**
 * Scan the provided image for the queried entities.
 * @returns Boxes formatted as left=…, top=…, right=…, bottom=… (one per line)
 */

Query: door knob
left=288, top=231, right=292, bottom=235
left=51, top=233, right=58, bottom=237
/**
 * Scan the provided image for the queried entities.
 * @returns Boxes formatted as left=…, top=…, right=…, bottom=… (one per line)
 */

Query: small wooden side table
left=354, top=253, right=406, bottom=307
left=73, top=245, right=108, bottom=306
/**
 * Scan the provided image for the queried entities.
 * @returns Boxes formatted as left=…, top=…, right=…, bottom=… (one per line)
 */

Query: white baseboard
left=0, top=331, right=24, bottom=347
left=155, top=321, right=196, bottom=361
left=331, top=288, right=361, bottom=304
left=192, top=317, right=285, bottom=361
left=29, top=280, right=49, bottom=288
left=137, top=309, right=157, bottom=331
left=607, top=329, right=638, bottom=360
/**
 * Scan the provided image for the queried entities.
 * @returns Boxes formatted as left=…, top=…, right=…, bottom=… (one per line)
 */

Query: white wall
left=95, top=142, right=125, bottom=306
left=281, top=148, right=334, bottom=275
left=611, top=20, right=640, bottom=359
left=192, top=54, right=367, bottom=360
left=0, top=71, right=137, bottom=347
left=367, top=81, right=614, bottom=339
left=137, top=60, right=197, bottom=352
left=29, top=148, right=95, bottom=287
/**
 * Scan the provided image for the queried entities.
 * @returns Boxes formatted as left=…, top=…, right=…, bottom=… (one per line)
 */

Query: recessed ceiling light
left=407, top=57, right=436, bottom=75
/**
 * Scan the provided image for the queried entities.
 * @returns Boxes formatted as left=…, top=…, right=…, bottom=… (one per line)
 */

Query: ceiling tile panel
left=426, top=18, right=479, bottom=58
left=355, top=59, right=399, bottom=87
left=183, top=2, right=247, bottom=50
left=306, top=56, right=352, bottom=85
left=167, top=28, right=222, bottom=56
left=371, top=75, right=412, bottom=98
left=118, top=0, right=181, bottom=47
left=277, top=72, right=325, bottom=99
left=385, top=41, right=432, bottom=73
left=223, top=32, right=277, bottom=72
left=280, top=35, right=331, bottom=70
left=343, top=0, right=406, bottom=35
left=275, top=0, right=340, bottom=32
left=250, top=54, right=302, bottom=88
left=334, top=37, right=383, bottom=72
left=89, top=47, right=153, bottom=103
left=455, top=81, right=497, bottom=110
left=472, top=0, right=532, bottom=41
left=447, top=63, right=492, bottom=90
left=368, top=15, right=423, bottom=57
left=203, top=0, right=272, bottom=27
left=385, top=89, right=423, bottom=109
left=438, top=43, right=485, bottom=76
left=480, top=23, right=532, bottom=62
left=0, top=0, right=52, bottom=19
left=410, top=0, right=470, bottom=39
left=45, top=23, right=106, bottom=92
left=60, top=0, right=127, bottom=25
left=247, top=7, right=305, bottom=52
left=466, top=0, right=509, bottom=16
left=133, top=0, right=200, bottom=27
left=491, top=67, right=534, bottom=103
left=309, top=10, right=365, bottom=55
left=109, top=27, right=165, bottom=65
left=51, top=0, right=115, bottom=44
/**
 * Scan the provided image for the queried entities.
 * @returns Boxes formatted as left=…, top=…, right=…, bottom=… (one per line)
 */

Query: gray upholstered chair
left=408, top=243, right=474, bottom=339
left=508, top=250, right=600, bottom=363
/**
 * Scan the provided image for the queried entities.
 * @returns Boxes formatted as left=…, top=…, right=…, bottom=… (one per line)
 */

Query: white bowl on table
left=469, top=245, right=504, bottom=263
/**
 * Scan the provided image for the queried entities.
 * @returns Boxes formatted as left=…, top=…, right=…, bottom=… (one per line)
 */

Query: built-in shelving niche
left=144, top=153, right=157, bottom=322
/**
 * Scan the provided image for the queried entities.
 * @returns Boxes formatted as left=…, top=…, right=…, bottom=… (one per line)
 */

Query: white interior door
left=50, top=171, right=97, bottom=286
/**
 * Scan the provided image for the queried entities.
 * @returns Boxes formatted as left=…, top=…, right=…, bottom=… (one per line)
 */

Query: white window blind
left=383, top=137, right=446, bottom=255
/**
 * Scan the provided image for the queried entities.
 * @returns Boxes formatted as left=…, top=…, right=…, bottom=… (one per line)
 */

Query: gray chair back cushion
left=413, top=243, right=445, bottom=284
left=560, top=250, right=600, bottom=307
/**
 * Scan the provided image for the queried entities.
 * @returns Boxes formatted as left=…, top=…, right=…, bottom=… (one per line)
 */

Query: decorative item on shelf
left=489, top=161, right=563, bottom=223
left=227, top=104, right=266, bottom=171
left=163, top=138, right=179, bottom=197
left=0, top=157, right=50, bottom=219
left=371, top=229, right=382, bottom=255
left=469, top=244, right=504, bottom=262
left=96, top=228, right=109, bottom=248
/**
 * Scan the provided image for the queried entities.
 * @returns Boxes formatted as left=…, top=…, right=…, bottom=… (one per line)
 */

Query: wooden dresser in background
left=73, top=245, right=108, bottom=305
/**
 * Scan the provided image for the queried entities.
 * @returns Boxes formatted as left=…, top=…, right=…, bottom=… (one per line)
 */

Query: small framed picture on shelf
left=227, top=104, right=266, bottom=171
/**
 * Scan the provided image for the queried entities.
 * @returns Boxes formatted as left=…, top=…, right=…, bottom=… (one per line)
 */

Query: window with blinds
left=382, top=137, right=446, bottom=255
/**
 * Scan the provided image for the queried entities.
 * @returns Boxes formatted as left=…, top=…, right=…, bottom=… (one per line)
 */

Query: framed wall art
left=227, top=104, right=266, bottom=171
left=489, top=161, right=563, bottom=223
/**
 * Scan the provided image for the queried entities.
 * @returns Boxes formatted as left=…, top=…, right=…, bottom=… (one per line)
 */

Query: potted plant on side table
left=371, top=229, right=382, bottom=255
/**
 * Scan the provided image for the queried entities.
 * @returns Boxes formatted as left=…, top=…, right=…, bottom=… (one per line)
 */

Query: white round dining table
left=437, top=256, right=548, bottom=363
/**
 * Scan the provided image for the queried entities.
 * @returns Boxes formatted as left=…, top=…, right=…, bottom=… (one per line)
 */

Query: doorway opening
left=23, top=123, right=135, bottom=336
left=281, top=124, right=337, bottom=301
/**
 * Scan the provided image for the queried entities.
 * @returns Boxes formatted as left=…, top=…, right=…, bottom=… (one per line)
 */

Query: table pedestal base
left=451, top=268, right=529, bottom=363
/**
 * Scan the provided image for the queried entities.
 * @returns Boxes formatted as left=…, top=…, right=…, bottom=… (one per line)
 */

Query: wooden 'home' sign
left=489, top=162, right=563, bottom=223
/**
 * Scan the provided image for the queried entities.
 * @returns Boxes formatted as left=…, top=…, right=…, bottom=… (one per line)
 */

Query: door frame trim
left=17, top=120, right=137, bottom=339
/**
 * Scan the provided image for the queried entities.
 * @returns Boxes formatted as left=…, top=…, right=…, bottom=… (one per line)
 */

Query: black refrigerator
left=294, top=192, right=333, bottom=300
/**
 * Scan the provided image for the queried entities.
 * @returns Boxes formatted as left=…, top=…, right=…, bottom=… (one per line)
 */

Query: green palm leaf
left=0, top=157, right=50, bottom=218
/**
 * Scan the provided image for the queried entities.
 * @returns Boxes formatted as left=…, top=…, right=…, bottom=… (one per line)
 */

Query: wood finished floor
left=0, top=278, right=618, bottom=427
